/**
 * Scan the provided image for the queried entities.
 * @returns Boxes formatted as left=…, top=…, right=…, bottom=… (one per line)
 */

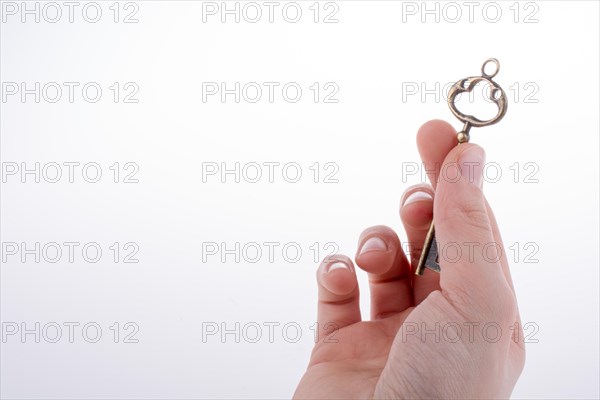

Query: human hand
left=293, top=120, right=525, bottom=399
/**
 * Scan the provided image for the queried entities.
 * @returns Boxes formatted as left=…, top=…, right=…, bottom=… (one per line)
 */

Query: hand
left=294, top=120, right=525, bottom=399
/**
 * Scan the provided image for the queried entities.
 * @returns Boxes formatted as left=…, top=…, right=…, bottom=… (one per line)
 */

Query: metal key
left=414, top=58, right=508, bottom=275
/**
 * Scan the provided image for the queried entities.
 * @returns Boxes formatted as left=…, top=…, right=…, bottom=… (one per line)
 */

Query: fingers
left=354, top=226, right=412, bottom=319
left=416, top=119, right=459, bottom=190
left=408, top=120, right=457, bottom=304
left=316, top=255, right=361, bottom=340
left=399, top=184, right=440, bottom=304
left=434, top=143, right=515, bottom=321
left=415, top=119, right=517, bottom=296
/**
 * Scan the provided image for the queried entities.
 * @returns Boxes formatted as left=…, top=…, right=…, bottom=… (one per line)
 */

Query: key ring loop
left=481, top=58, right=500, bottom=79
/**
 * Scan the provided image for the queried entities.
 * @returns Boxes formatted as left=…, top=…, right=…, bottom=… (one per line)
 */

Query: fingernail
left=357, top=237, right=388, bottom=257
left=460, top=146, right=486, bottom=188
left=403, top=190, right=433, bottom=206
left=324, top=261, right=351, bottom=273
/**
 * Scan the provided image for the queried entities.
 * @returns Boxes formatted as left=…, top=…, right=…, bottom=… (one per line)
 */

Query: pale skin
left=294, top=120, right=525, bottom=399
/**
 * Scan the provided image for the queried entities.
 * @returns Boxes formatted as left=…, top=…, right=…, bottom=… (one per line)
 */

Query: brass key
left=414, top=58, right=508, bottom=275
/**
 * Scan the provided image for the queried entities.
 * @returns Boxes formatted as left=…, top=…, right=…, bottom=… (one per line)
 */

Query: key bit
left=415, top=223, right=440, bottom=275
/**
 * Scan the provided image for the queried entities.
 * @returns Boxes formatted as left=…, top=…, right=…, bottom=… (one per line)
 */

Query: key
left=414, top=58, right=508, bottom=276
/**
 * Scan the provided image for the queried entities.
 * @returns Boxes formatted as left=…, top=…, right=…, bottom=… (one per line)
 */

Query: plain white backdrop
left=1, top=1, right=598, bottom=398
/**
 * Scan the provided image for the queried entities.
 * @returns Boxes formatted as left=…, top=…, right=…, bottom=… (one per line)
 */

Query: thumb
left=433, top=144, right=511, bottom=313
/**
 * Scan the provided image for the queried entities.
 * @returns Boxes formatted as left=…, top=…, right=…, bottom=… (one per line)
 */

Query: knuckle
left=443, top=197, right=489, bottom=232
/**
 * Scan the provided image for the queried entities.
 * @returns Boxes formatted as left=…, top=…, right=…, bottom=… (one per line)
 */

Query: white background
left=1, top=1, right=599, bottom=399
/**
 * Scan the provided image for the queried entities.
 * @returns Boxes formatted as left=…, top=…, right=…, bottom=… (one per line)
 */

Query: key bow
left=447, top=58, right=508, bottom=144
